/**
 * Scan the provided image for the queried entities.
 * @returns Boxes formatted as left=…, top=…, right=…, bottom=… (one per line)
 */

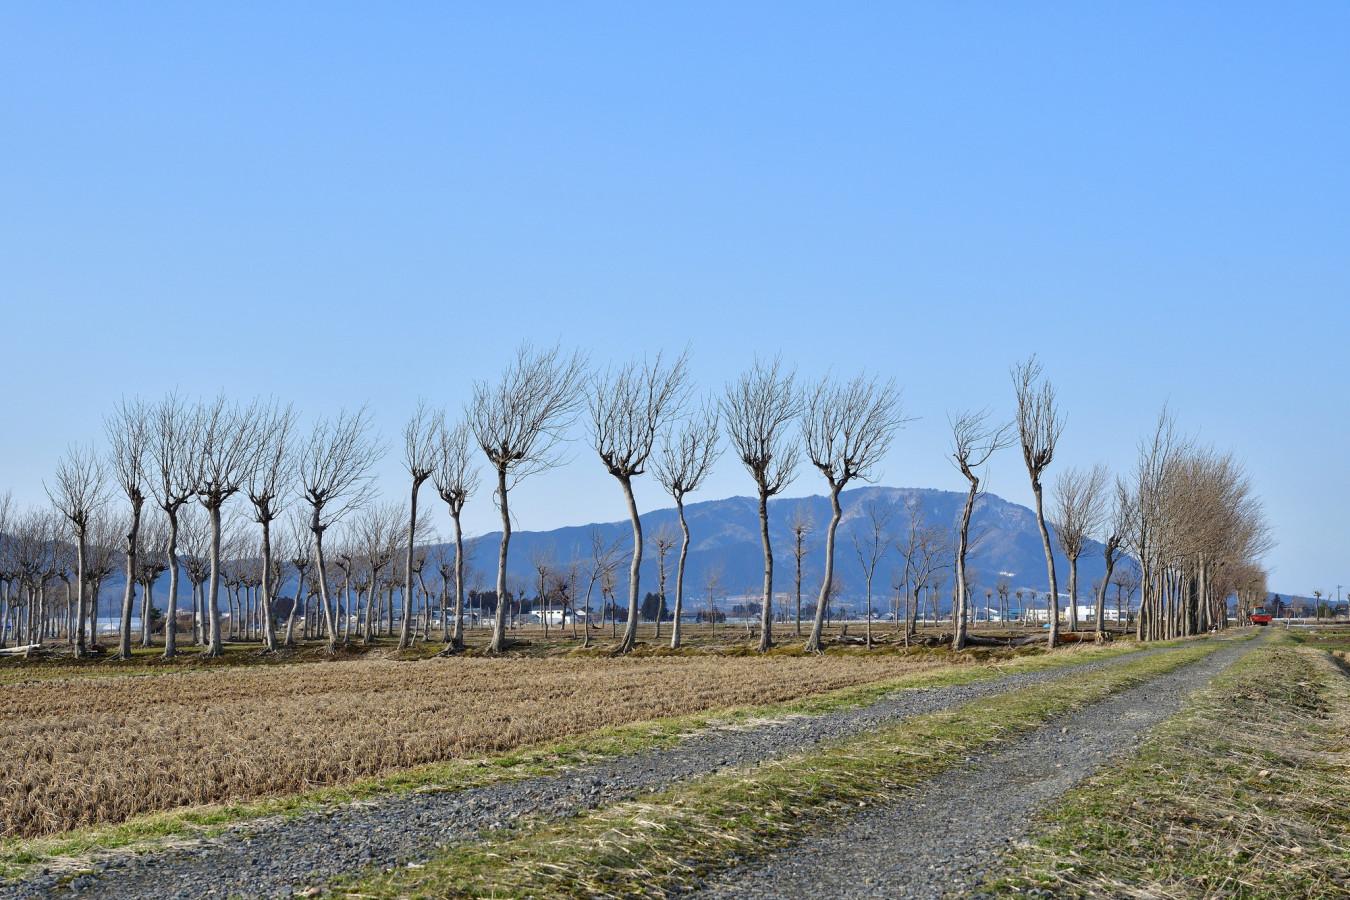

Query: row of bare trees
left=1, top=348, right=1273, bottom=658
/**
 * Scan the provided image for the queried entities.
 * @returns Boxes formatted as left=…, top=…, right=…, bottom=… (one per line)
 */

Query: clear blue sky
left=2, top=3, right=1346, bottom=595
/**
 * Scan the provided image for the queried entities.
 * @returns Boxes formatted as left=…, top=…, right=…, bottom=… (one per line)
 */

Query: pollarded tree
left=398, top=402, right=440, bottom=650
left=1012, top=356, right=1066, bottom=648
left=802, top=373, right=903, bottom=653
left=725, top=359, right=805, bottom=653
left=1052, top=463, right=1108, bottom=634
left=470, top=344, right=586, bottom=654
left=589, top=352, right=689, bottom=654
left=298, top=407, right=382, bottom=653
left=654, top=402, right=719, bottom=650
left=1093, top=478, right=1131, bottom=639
left=106, top=398, right=151, bottom=659
left=432, top=419, right=478, bottom=651
left=282, top=513, right=310, bottom=646
left=789, top=507, right=812, bottom=637
left=46, top=445, right=107, bottom=657
left=244, top=401, right=296, bottom=653
left=357, top=503, right=400, bottom=641
left=149, top=394, right=198, bottom=659
left=949, top=409, right=1012, bottom=650
left=852, top=500, right=892, bottom=649
left=192, top=397, right=258, bottom=658
left=650, top=525, right=677, bottom=640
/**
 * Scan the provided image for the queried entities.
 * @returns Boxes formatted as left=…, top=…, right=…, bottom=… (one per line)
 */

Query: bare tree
left=282, top=513, right=310, bottom=646
left=650, top=524, right=678, bottom=640
left=852, top=500, right=892, bottom=649
left=243, top=401, right=296, bottom=653
left=136, top=513, right=169, bottom=646
left=653, top=401, right=719, bottom=650
left=801, top=373, right=903, bottom=653
left=192, top=397, right=258, bottom=658
left=1052, top=463, right=1108, bottom=634
left=723, top=359, right=804, bottom=652
left=949, top=409, right=1012, bottom=650
left=789, top=507, right=813, bottom=637
left=1012, top=356, right=1066, bottom=648
left=396, top=402, right=440, bottom=650
left=106, top=398, right=151, bottom=659
left=433, top=419, right=478, bottom=650
left=148, top=395, right=198, bottom=658
left=588, top=352, right=689, bottom=654
left=577, top=528, right=621, bottom=648
left=470, top=344, right=586, bottom=654
left=1093, top=478, right=1131, bottom=638
left=47, top=445, right=107, bottom=657
left=298, top=407, right=382, bottom=652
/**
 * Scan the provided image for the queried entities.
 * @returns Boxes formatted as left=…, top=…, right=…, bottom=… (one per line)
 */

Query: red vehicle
left=1249, top=607, right=1273, bottom=626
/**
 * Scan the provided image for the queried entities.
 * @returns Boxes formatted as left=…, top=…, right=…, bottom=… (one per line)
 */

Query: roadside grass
left=989, top=636, right=1349, bottom=898
left=333, top=640, right=1232, bottom=899
left=0, top=637, right=1156, bottom=881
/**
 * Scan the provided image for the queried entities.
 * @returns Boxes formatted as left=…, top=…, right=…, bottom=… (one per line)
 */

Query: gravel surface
left=692, top=634, right=1260, bottom=900
left=2, top=643, right=1189, bottom=900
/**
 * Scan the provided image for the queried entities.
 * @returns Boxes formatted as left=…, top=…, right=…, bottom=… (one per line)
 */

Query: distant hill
left=447, top=485, right=1128, bottom=610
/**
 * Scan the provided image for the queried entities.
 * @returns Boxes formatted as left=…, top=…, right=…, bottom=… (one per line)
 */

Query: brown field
left=0, top=648, right=962, bottom=839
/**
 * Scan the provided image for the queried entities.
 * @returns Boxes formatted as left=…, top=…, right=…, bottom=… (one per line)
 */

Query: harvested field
left=0, top=651, right=959, bottom=839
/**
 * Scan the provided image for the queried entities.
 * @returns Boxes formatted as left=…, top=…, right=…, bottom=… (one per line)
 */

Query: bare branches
left=1053, top=464, right=1109, bottom=562
left=433, top=419, right=479, bottom=518
left=589, top=351, right=690, bottom=480
left=803, top=374, right=906, bottom=490
left=470, top=343, right=588, bottom=488
left=403, top=401, right=441, bottom=488
left=655, top=401, right=720, bottom=502
left=298, top=406, right=383, bottom=533
left=48, top=445, right=107, bottom=531
left=246, top=400, right=297, bottom=525
left=1011, top=355, right=1065, bottom=486
left=949, top=408, right=1013, bottom=482
left=106, top=398, right=151, bottom=510
left=193, top=396, right=259, bottom=510
left=723, top=358, right=801, bottom=497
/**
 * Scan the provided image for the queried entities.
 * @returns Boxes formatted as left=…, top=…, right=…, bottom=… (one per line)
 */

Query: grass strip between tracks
left=988, top=635, right=1350, bottom=898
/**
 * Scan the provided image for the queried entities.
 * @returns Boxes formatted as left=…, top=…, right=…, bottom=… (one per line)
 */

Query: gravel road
left=692, top=633, right=1259, bottom=899
left=2, top=642, right=1197, bottom=900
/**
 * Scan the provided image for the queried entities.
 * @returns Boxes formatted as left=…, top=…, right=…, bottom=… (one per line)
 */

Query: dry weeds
left=1, top=652, right=942, bottom=839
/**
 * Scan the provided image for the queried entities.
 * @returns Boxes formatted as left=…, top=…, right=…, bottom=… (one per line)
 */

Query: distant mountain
left=2, top=485, right=1138, bottom=617
left=448, top=485, right=1128, bottom=610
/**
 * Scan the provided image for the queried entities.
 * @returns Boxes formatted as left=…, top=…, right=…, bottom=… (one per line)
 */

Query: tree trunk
left=490, top=467, right=510, bottom=654
left=259, top=518, right=278, bottom=652
left=805, top=485, right=842, bottom=652
left=953, top=477, right=977, bottom=651
left=118, top=502, right=142, bottom=659
left=205, top=504, right=225, bottom=657
left=670, top=497, right=689, bottom=650
left=1095, top=544, right=1117, bottom=640
left=399, top=479, right=422, bottom=650
left=617, top=475, right=643, bottom=654
left=73, top=530, right=87, bottom=658
left=756, top=490, right=774, bottom=652
left=1031, top=482, right=1061, bottom=648
left=451, top=512, right=466, bottom=650
left=1066, top=554, right=1079, bottom=633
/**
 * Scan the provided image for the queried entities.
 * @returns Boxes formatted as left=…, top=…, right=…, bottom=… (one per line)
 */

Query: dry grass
left=993, top=638, right=1350, bottom=897
left=1, top=651, right=958, bottom=839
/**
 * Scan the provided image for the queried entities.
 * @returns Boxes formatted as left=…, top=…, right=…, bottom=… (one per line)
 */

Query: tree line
left=0, top=347, right=1270, bottom=659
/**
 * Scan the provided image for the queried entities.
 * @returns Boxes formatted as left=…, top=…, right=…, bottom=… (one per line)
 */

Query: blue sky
left=2, top=3, right=1346, bottom=595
